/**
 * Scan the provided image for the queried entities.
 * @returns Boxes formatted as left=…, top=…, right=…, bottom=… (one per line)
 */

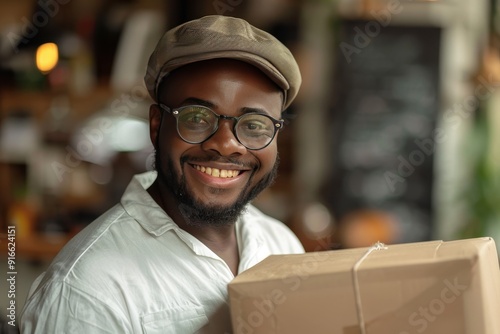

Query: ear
left=149, top=104, right=162, bottom=149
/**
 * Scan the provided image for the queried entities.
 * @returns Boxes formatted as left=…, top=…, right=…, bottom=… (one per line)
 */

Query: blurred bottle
left=8, top=188, right=37, bottom=239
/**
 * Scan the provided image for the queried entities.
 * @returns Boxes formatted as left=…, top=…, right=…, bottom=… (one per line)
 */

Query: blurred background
left=1, top=0, right=500, bottom=330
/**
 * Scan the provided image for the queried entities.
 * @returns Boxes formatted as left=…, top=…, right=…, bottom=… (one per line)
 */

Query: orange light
left=36, top=43, right=58, bottom=73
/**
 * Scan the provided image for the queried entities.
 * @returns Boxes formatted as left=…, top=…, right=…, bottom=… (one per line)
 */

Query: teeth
left=194, top=165, right=240, bottom=178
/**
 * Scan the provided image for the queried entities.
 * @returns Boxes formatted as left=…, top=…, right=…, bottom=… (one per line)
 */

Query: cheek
left=255, top=143, right=279, bottom=172
left=157, top=118, right=184, bottom=149
left=156, top=123, right=187, bottom=166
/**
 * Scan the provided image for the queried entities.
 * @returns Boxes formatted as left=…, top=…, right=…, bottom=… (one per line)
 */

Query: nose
left=200, top=119, right=247, bottom=156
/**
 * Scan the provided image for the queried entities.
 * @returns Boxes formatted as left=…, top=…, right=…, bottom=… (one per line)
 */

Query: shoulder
left=21, top=204, right=143, bottom=331
left=242, top=204, right=304, bottom=254
left=29, top=204, right=139, bottom=293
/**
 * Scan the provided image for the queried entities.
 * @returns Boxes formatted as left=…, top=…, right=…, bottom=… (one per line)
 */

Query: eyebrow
left=240, top=107, right=271, bottom=116
left=179, top=97, right=215, bottom=108
left=179, top=97, right=273, bottom=116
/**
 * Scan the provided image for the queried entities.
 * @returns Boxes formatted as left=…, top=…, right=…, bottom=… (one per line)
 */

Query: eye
left=179, top=107, right=215, bottom=131
left=238, top=115, right=274, bottom=138
left=188, top=114, right=207, bottom=124
left=244, top=120, right=266, bottom=130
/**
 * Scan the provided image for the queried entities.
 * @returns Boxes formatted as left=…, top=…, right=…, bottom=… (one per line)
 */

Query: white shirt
left=20, top=171, right=304, bottom=333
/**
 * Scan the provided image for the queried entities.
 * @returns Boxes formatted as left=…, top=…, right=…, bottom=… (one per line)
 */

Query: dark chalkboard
left=325, top=20, right=442, bottom=244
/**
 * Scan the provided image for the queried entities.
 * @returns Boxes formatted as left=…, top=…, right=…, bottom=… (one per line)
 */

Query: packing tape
left=352, top=241, right=388, bottom=334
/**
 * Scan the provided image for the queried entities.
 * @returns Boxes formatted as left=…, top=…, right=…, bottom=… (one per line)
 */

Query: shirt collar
left=120, top=171, right=267, bottom=263
left=120, top=171, right=178, bottom=236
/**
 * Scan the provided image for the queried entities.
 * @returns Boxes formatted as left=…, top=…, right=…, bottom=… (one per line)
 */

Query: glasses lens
left=177, top=106, right=217, bottom=143
left=236, top=114, right=276, bottom=149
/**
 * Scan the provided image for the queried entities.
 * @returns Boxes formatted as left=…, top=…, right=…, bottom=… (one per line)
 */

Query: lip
left=186, top=162, right=250, bottom=188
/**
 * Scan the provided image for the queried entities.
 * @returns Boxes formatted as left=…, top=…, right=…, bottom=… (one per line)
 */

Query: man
left=20, top=15, right=304, bottom=333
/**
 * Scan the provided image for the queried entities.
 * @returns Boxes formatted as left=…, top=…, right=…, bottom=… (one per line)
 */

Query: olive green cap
left=144, top=15, right=301, bottom=110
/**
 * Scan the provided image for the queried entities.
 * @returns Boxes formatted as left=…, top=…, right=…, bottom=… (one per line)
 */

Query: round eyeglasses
left=158, top=104, right=284, bottom=150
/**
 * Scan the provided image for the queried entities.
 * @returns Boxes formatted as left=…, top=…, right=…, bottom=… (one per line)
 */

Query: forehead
left=157, top=59, right=283, bottom=108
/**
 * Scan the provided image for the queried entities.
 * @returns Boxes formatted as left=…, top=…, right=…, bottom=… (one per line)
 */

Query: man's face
left=149, top=59, right=283, bottom=226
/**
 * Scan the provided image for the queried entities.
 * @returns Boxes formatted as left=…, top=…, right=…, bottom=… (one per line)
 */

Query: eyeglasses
left=158, top=104, right=284, bottom=150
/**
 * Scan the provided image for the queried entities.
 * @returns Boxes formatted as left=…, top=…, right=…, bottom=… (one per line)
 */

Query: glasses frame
left=158, top=104, right=284, bottom=150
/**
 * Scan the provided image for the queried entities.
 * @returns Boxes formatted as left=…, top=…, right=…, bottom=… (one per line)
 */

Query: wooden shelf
left=0, top=86, right=113, bottom=121
left=0, top=233, right=71, bottom=262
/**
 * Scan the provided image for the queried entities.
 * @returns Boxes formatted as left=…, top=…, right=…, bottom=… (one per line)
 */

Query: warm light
left=36, top=43, right=59, bottom=73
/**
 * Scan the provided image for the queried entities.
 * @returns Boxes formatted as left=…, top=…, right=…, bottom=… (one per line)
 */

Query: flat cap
left=144, top=15, right=301, bottom=110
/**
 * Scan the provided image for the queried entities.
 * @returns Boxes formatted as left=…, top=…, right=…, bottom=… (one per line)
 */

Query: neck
left=147, top=179, right=240, bottom=275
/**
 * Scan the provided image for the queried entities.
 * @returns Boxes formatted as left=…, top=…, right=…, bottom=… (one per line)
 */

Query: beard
left=154, top=150, right=279, bottom=227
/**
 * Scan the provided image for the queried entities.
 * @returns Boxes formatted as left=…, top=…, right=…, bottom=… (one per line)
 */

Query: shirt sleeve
left=20, top=280, right=132, bottom=334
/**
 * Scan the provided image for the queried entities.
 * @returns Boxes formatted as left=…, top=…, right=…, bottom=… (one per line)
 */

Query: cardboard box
left=228, top=237, right=500, bottom=334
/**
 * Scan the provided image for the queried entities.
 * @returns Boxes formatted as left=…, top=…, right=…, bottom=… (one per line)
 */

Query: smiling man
left=21, top=15, right=304, bottom=333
